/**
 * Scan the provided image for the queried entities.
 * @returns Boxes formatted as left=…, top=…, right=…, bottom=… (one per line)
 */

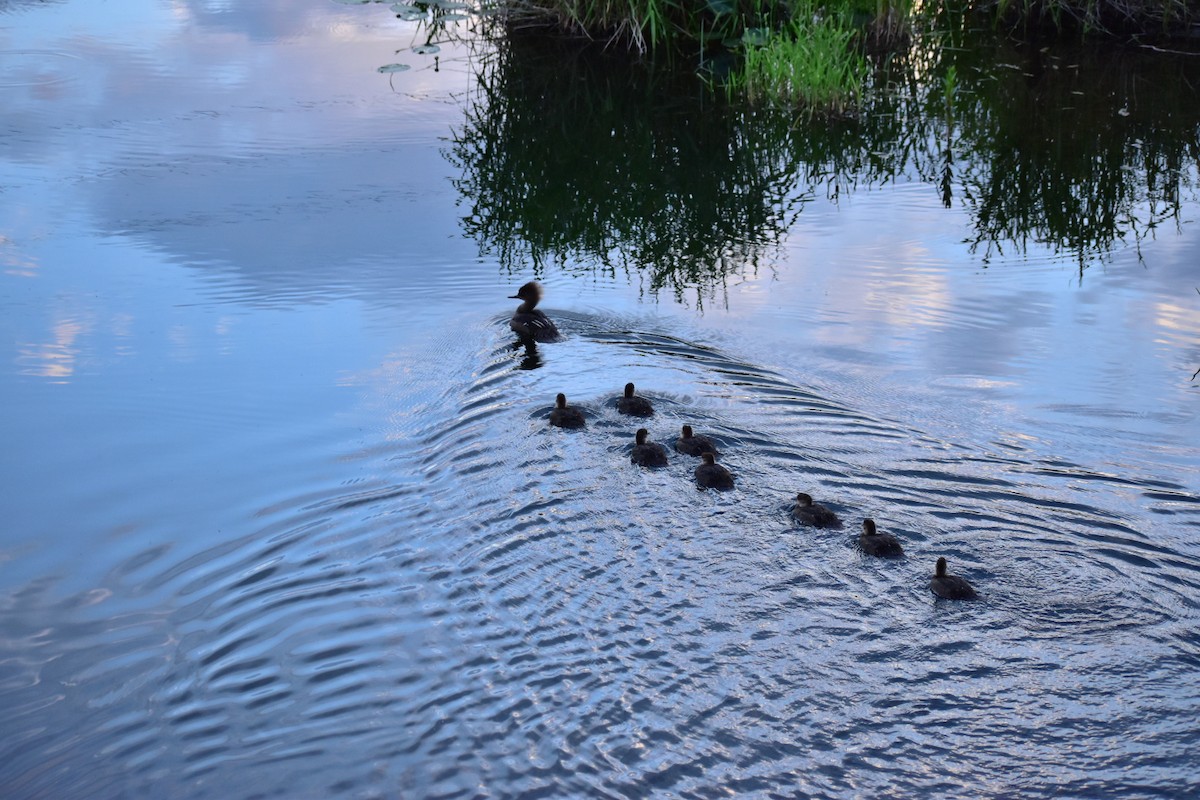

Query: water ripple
left=2, top=312, right=1198, bottom=799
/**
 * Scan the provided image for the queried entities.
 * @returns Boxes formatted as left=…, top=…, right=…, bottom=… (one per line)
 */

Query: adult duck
left=509, top=281, right=560, bottom=343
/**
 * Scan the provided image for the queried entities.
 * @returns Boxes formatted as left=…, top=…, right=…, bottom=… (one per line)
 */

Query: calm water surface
left=2, top=2, right=1199, bottom=798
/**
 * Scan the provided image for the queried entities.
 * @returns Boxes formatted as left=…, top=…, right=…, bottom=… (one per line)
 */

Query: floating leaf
left=413, top=44, right=441, bottom=55
left=427, top=0, right=469, bottom=8
left=439, top=12, right=468, bottom=20
left=391, top=3, right=426, bottom=18
left=334, top=0, right=372, bottom=4
left=705, top=0, right=735, bottom=14
left=377, top=63, right=411, bottom=73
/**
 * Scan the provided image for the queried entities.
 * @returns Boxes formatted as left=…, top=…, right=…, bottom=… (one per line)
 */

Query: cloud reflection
left=18, top=317, right=86, bottom=381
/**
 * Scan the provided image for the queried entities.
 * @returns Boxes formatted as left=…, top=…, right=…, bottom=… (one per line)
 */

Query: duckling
left=630, top=428, right=668, bottom=467
left=509, top=281, right=560, bottom=343
left=858, top=518, right=904, bottom=557
left=548, top=393, right=585, bottom=429
left=616, top=382, right=654, bottom=417
left=930, top=557, right=978, bottom=600
left=675, top=424, right=719, bottom=458
left=792, top=492, right=841, bottom=529
left=694, top=452, right=734, bottom=490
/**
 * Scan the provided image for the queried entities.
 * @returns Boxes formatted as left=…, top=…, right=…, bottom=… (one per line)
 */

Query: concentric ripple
left=2, top=310, right=1198, bottom=800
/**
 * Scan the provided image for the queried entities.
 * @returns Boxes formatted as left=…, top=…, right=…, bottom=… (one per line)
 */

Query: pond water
left=3, top=1, right=1200, bottom=798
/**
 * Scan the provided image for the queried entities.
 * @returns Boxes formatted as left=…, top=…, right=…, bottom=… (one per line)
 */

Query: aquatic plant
left=497, top=0, right=791, bottom=53
left=724, top=4, right=868, bottom=114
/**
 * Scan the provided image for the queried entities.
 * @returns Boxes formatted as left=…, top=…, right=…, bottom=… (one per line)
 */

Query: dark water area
left=2, top=2, right=1199, bottom=798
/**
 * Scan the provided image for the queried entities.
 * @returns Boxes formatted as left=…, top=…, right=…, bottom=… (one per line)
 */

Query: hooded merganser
left=930, top=557, right=978, bottom=600
left=549, top=393, right=585, bottom=429
left=509, top=281, right=560, bottom=343
left=675, top=424, right=719, bottom=458
left=616, top=382, right=654, bottom=417
left=792, top=492, right=842, bottom=529
left=858, top=518, right=904, bottom=557
left=631, top=428, right=668, bottom=467
left=694, top=452, right=734, bottom=490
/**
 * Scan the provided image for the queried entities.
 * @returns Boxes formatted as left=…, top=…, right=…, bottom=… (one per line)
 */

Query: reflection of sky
left=1, top=0, right=1197, bottom=476
left=2, top=8, right=1198, bottom=796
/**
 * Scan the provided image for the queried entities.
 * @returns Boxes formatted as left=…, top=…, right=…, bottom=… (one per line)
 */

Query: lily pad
left=334, top=0, right=372, bottom=5
left=391, top=3, right=426, bottom=18
left=427, top=0, right=469, bottom=8
left=377, top=63, right=411, bottom=73
left=413, top=44, right=441, bottom=55
left=705, top=0, right=735, bottom=14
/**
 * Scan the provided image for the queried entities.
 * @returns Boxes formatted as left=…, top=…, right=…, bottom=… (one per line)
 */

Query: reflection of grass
left=447, top=21, right=1200, bottom=293
left=448, top=34, right=810, bottom=304
left=987, top=0, right=1194, bottom=34
left=914, top=28, right=1200, bottom=267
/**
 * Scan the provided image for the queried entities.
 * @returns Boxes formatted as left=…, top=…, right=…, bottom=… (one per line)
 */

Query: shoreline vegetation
left=486, top=0, right=1199, bottom=113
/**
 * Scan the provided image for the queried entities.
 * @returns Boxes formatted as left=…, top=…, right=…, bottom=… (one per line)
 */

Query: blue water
left=2, top=2, right=1199, bottom=798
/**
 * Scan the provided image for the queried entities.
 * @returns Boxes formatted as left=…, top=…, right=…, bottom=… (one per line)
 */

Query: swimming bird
left=675, top=424, right=719, bottom=458
left=694, top=452, right=734, bottom=490
left=616, top=382, right=654, bottom=417
left=930, top=557, right=978, bottom=600
left=792, top=492, right=841, bottom=528
left=548, top=393, right=585, bottom=429
left=858, top=518, right=904, bottom=557
left=630, top=428, right=668, bottom=467
left=509, top=281, right=560, bottom=343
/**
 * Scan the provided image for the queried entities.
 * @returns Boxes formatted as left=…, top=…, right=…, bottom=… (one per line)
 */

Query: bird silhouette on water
left=858, top=518, right=904, bottom=557
left=792, top=492, right=841, bottom=529
left=694, top=452, right=734, bottom=490
left=675, top=424, right=719, bottom=458
left=549, top=393, right=585, bottom=429
left=631, top=428, right=669, bottom=467
left=509, top=281, right=560, bottom=343
left=617, top=382, right=654, bottom=417
left=930, top=557, right=978, bottom=600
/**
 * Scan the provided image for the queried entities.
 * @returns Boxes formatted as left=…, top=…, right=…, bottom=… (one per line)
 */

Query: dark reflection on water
left=451, top=25, right=1200, bottom=294
left=448, top=34, right=804, bottom=304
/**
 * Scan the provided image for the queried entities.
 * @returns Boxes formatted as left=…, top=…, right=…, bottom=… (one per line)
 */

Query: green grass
left=725, top=8, right=867, bottom=114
